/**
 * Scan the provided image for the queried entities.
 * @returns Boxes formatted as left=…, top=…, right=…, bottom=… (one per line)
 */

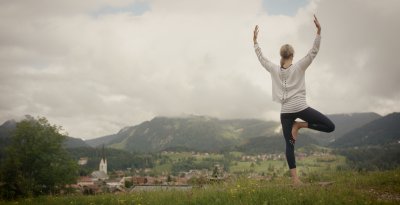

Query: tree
left=0, top=117, right=78, bottom=199
left=124, top=180, right=133, bottom=188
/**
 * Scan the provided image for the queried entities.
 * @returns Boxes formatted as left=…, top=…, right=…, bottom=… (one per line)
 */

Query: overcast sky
left=1, top=0, right=399, bottom=139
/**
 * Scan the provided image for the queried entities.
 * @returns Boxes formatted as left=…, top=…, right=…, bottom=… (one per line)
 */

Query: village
left=72, top=147, right=229, bottom=194
left=71, top=147, right=331, bottom=194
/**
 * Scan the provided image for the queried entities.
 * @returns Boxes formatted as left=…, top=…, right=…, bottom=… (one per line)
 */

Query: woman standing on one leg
left=253, top=15, right=335, bottom=185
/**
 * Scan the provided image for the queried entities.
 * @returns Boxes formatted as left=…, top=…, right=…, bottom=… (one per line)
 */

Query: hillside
left=1, top=111, right=385, bottom=155
left=85, top=134, right=118, bottom=148
left=86, top=112, right=383, bottom=153
left=303, top=112, right=381, bottom=145
left=87, top=116, right=280, bottom=152
left=331, top=112, right=400, bottom=147
left=0, top=120, right=17, bottom=159
left=236, top=134, right=319, bottom=154
left=63, top=136, right=90, bottom=148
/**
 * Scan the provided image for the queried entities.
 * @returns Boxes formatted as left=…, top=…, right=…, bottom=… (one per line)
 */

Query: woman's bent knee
left=327, top=123, right=335, bottom=133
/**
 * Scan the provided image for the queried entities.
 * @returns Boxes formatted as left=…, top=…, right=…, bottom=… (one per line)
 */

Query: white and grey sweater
left=254, top=34, right=321, bottom=113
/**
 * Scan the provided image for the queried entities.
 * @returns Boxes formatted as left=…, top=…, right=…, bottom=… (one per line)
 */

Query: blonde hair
left=280, top=44, right=294, bottom=68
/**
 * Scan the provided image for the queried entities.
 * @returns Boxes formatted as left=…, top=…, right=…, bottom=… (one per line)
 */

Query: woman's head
left=280, top=44, right=294, bottom=68
left=280, top=44, right=294, bottom=59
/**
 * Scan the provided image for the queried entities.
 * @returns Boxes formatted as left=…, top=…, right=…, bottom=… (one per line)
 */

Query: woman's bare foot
left=292, top=178, right=303, bottom=186
left=291, top=122, right=300, bottom=143
left=291, top=121, right=308, bottom=143
left=290, top=168, right=303, bottom=186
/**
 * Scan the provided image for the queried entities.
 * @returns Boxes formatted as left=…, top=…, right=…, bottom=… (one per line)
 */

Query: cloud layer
left=1, top=0, right=399, bottom=139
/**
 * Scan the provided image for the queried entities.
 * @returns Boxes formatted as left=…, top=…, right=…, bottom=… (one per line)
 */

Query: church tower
left=99, top=144, right=107, bottom=174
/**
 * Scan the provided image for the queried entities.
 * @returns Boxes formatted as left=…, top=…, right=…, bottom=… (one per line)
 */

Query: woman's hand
left=314, top=14, right=321, bottom=35
left=253, top=25, right=259, bottom=44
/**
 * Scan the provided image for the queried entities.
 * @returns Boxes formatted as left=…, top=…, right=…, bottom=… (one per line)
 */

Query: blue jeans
left=280, top=107, right=335, bottom=169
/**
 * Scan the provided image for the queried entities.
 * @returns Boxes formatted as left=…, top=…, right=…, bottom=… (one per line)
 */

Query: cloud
left=0, top=0, right=399, bottom=139
left=303, top=0, right=400, bottom=113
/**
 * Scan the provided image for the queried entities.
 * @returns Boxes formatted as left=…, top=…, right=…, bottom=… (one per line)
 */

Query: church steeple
left=101, top=144, right=106, bottom=161
left=99, top=144, right=107, bottom=174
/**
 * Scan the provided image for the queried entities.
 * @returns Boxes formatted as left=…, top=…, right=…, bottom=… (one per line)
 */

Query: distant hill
left=303, top=112, right=381, bottom=145
left=0, top=120, right=16, bottom=138
left=86, top=116, right=280, bottom=152
left=0, top=120, right=17, bottom=159
left=63, top=136, right=90, bottom=148
left=335, top=143, right=400, bottom=170
left=86, top=112, right=384, bottom=153
left=235, top=134, right=319, bottom=154
left=2, top=111, right=387, bottom=156
left=85, top=134, right=118, bottom=148
left=331, top=112, right=400, bottom=147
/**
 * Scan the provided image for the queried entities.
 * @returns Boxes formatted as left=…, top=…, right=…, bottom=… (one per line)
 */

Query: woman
left=253, top=15, right=335, bottom=185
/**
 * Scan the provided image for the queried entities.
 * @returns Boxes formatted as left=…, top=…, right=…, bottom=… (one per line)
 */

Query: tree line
left=335, top=143, right=400, bottom=171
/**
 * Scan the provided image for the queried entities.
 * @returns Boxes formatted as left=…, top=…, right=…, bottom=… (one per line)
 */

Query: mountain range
left=1, top=112, right=398, bottom=155
left=86, top=112, right=396, bottom=153
left=331, top=112, right=400, bottom=147
left=303, top=112, right=381, bottom=145
left=86, top=116, right=279, bottom=152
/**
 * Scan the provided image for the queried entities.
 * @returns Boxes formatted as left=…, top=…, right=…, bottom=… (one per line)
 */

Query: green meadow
left=1, top=169, right=399, bottom=205
left=2, top=151, right=399, bottom=205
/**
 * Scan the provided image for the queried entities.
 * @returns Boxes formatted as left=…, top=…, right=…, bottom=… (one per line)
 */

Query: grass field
left=2, top=169, right=399, bottom=205
left=156, top=151, right=346, bottom=177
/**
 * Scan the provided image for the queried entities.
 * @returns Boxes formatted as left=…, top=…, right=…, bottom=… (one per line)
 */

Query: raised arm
left=253, top=25, right=259, bottom=45
left=253, top=25, right=274, bottom=72
left=297, top=15, right=322, bottom=71
left=314, top=14, right=321, bottom=35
